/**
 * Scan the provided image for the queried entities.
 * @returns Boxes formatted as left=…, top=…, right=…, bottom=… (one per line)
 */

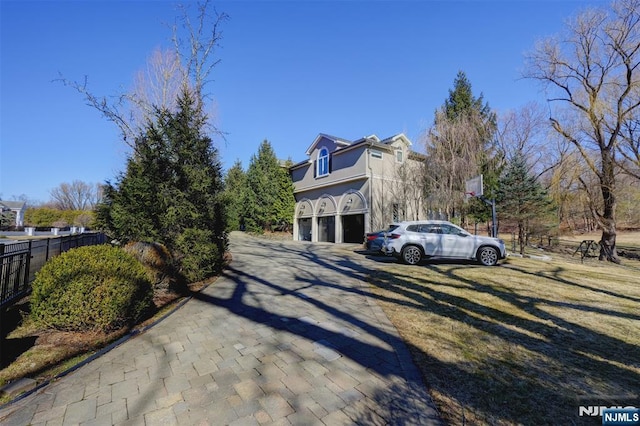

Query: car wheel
left=401, top=245, right=422, bottom=265
left=477, top=246, right=498, bottom=266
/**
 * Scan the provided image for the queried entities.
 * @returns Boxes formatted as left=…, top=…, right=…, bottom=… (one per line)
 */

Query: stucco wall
left=290, top=133, right=426, bottom=242
left=293, top=146, right=368, bottom=192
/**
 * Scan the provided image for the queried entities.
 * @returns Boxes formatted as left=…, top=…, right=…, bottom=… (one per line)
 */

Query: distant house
left=290, top=133, right=427, bottom=243
left=0, top=200, right=26, bottom=227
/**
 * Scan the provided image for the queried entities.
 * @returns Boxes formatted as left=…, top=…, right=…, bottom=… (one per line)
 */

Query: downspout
left=366, top=142, right=373, bottom=233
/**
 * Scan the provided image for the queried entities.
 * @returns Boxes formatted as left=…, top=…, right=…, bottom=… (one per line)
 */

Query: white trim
left=291, top=135, right=408, bottom=170
left=315, top=194, right=338, bottom=216
left=296, top=198, right=314, bottom=218
left=305, top=134, right=350, bottom=156
left=340, top=189, right=368, bottom=211
left=395, top=148, right=404, bottom=163
left=293, top=173, right=368, bottom=194
left=381, top=133, right=412, bottom=148
left=316, top=147, right=330, bottom=177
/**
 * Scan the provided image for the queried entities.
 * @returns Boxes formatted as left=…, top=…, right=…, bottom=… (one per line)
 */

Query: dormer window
left=395, top=148, right=404, bottom=163
left=317, top=147, right=330, bottom=177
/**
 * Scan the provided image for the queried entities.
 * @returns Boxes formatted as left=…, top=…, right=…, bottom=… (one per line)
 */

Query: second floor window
left=317, top=148, right=329, bottom=177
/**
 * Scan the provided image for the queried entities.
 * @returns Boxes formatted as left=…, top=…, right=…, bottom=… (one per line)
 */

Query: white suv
left=381, top=220, right=506, bottom=266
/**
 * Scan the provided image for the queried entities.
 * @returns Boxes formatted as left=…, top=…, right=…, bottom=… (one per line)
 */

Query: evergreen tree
left=244, top=141, right=295, bottom=232
left=223, top=160, right=248, bottom=231
left=274, top=159, right=296, bottom=231
left=496, top=153, right=554, bottom=254
left=96, top=87, right=227, bottom=282
left=443, top=71, right=495, bottom=126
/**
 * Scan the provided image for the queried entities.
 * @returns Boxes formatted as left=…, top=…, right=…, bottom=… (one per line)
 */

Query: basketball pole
left=477, top=195, right=497, bottom=239
left=467, top=192, right=497, bottom=238
left=465, top=175, right=497, bottom=239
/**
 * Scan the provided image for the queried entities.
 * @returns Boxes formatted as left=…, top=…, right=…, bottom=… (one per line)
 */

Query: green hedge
left=30, top=245, right=153, bottom=332
left=174, top=228, right=221, bottom=283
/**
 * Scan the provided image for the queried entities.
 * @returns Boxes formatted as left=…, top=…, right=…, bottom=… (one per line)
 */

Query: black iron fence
left=0, top=233, right=107, bottom=309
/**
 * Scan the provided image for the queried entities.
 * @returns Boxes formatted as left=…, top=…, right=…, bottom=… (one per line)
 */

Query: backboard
left=465, top=175, right=483, bottom=201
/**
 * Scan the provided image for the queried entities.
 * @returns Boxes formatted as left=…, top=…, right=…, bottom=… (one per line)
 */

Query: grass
left=2, top=233, right=638, bottom=421
left=366, top=251, right=640, bottom=425
left=559, top=231, right=640, bottom=247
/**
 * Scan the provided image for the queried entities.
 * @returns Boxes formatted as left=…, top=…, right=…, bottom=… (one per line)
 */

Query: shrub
left=30, top=245, right=154, bottom=332
left=174, top=228, right=222, bottom=283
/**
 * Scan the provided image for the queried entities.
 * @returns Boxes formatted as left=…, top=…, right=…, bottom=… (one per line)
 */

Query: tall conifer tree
left=244, top=140, right=295, bottom=232
left=496, top=153, right=553, bottom=254
left=97, top=87, right=227, bottom=281
left=223, top=160, right=248, bottom=231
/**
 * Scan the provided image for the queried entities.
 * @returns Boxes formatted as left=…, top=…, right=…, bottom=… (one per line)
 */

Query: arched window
left=317, top=147, right=329, bottom=177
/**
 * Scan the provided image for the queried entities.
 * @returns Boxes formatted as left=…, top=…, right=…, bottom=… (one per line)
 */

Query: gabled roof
left=305, top=133, right=351, bottom=156
left=0, top=200, right=26, bottom=210
left=379, top=133, right=412, bottom=148
left=291, top=132, right=418, bottom=170
left=352, top=135, right=380, bottom=144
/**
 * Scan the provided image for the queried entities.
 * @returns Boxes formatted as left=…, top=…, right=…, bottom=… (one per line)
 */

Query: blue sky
left=1, top=0, right=605, bottom=204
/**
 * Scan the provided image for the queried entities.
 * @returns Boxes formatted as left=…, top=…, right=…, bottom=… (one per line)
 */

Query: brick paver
left=0, top=232, right=441, bottom=425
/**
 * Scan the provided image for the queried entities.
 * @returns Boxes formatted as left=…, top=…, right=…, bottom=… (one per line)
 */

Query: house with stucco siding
left=290, top=133, right=427, bottom=243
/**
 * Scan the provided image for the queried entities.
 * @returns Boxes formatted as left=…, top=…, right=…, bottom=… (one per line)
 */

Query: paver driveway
left=0, top=232, right=441, bottom=425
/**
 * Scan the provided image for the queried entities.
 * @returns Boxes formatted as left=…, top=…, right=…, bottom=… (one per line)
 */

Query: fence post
left=0, top=243, right=4, bottom=298
left=25, top=240, right=32, bottom=288
left=0, top=243, right=4, bottom=300
left=0, top=243, right=4, bottom=364
left=46, top=237, right=51, bottom=262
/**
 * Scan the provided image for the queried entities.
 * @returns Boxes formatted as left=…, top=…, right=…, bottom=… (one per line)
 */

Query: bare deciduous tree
left=619, top=115, right=640, bottom=178
left=524, top=0, right=640, bottom=263
left=131, top=47, right=183, bottom=129
left=422, top=111, right=491, bottom=220
left=57, top=1, right=228, bottom=151
left=172, top=1, right=226, bottom=102
left=392, top=157, right=425, bottom=222
left=497, top=103, right=548, bottom=168
left=50, top=180, right=98, bottom=210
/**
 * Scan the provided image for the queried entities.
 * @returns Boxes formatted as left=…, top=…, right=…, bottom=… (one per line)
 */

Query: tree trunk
left=599, top=217, right=620, bottom=264
left=597, top=149, right=620, bottom=264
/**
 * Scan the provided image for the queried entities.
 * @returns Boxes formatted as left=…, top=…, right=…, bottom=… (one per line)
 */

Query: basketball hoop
left=463, top=174, right=498, bottom=238
left=465, top=175, right=483, bottom=202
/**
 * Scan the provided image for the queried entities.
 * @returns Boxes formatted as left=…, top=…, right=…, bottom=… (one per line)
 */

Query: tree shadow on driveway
left=182, top=233, right=639, bottom=425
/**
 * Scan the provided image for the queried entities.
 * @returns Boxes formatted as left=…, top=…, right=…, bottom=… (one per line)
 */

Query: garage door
left=342, top=214, right=364, bottom=244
